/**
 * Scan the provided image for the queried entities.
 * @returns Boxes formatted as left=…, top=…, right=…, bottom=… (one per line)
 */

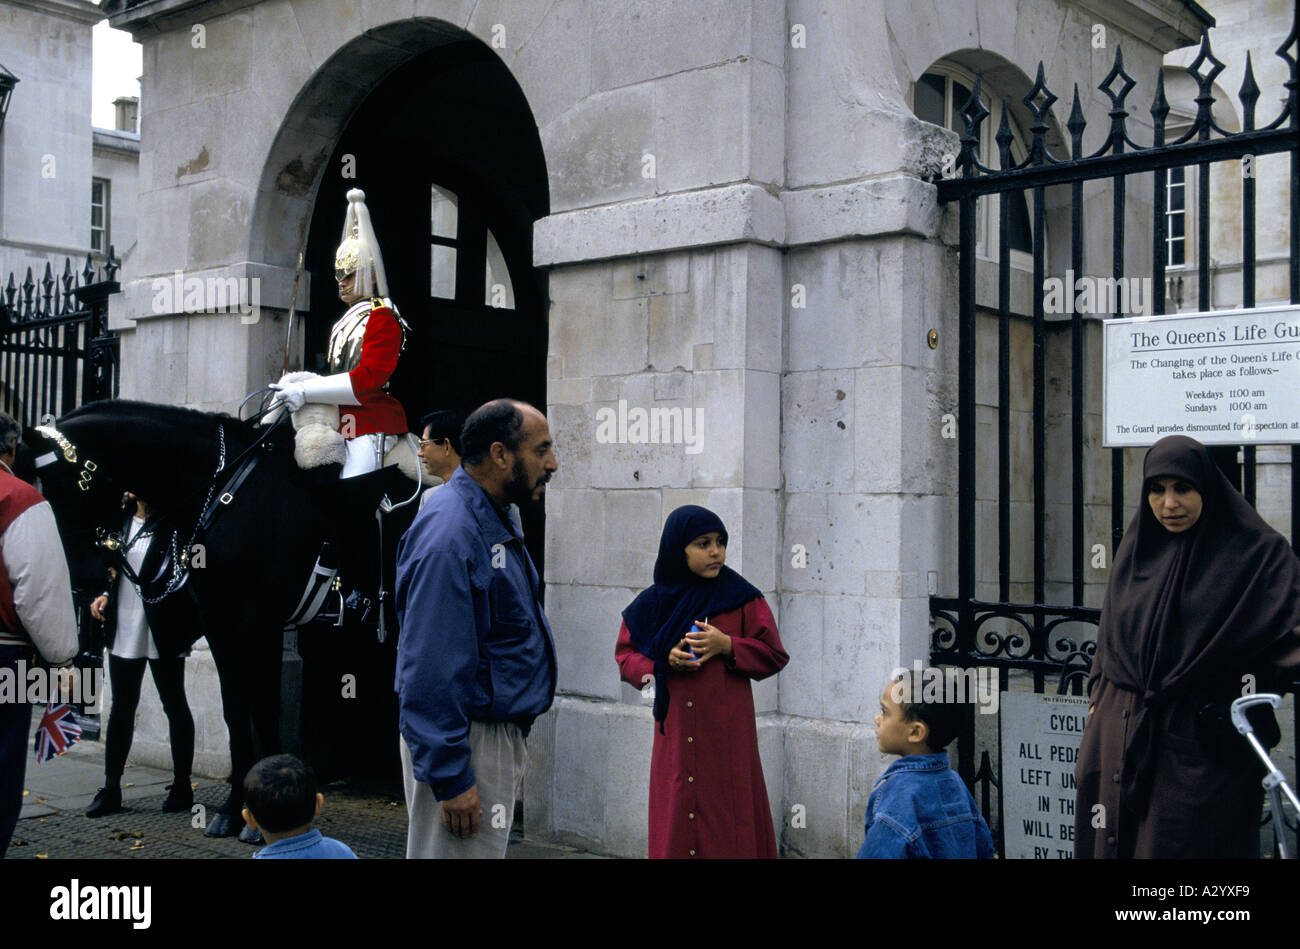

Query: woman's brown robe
left=1074, top=437, right=1300, bottom=858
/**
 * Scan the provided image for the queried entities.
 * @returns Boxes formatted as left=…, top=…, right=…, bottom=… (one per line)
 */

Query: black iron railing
left=930, top=15, right=1300, bottom=858
left=0, top=250, right=121, bottom=427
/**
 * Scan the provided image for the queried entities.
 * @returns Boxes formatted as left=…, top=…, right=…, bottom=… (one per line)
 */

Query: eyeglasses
left=418, top=438, right=445, bottom=450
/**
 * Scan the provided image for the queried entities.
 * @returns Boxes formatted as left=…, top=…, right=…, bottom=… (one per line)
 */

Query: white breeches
left=341, top=433, right=397, bottom=478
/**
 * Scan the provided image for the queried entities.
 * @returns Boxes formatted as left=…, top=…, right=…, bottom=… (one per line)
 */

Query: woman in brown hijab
left=1074, top=435, right=1300, bottom=858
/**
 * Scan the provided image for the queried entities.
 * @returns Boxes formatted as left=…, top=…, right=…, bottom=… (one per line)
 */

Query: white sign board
left=1103, top=304, right=1300, bottom=447
left=999, top=692, right=1089, bottom=859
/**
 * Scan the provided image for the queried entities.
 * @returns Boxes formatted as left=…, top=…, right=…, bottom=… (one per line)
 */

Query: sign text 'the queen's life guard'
left=1104, top=305, right=1300, bottom=447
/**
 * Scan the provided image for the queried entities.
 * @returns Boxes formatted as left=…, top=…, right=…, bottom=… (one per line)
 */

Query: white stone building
left=0, top=3, right=139, bottom=288
left=0, top=0, right=104, bottom=284
left=91, top=96, right=141, bottom=268
left=98, top=0, right=1231, bottom=857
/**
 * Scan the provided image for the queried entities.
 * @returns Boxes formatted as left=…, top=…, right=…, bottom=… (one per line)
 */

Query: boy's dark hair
left=243, top=754, right=318, bottom=833
left=895, top=671, right=965, bottom=751
left=460, top=399, right=525, bottom=466
left=420, top=409, right=463, bottom=455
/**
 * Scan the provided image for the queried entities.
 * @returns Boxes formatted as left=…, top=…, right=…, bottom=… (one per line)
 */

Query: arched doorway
left=294, top=33, right=549, bottom=784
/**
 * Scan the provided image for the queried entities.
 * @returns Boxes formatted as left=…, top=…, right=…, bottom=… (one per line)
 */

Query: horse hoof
left=204, top=813, right=241, bottom=838
left=238, top=825, right=263, bottom=845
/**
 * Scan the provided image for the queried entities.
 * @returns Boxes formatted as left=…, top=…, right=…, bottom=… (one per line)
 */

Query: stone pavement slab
left=14, top=718, right=611, bottom=859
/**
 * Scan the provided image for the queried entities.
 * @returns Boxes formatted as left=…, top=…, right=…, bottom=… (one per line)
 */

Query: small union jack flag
left=34, top=701, right=82, bottom=763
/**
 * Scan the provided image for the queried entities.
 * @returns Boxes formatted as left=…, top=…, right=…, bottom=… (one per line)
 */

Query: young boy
left=242, top=754, right=358, bottom=859
left=856, top=671, right=995, bottom=859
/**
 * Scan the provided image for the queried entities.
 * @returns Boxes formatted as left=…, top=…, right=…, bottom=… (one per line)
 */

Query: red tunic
left=339, top=305, right=407, bottom=436
left=615, top=597, right=789, bottom=858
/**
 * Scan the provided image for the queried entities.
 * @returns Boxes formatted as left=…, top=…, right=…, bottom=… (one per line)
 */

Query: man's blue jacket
left=856, top=752, right=995, bottom=859
left=394, top=467, right=556, bottom=801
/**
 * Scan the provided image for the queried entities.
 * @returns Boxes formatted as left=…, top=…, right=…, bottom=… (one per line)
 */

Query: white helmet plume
left=337, top=188, right=389, bottom=299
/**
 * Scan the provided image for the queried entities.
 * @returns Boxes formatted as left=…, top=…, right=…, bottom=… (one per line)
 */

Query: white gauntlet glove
left=269, top=381, right=307, bottom=413
left=270, top=372, right=357, bottom=412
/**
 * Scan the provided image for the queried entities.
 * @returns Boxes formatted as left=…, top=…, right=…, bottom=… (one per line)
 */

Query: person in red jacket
left=616, top=505, right=789, bottom=858
left=271, top=188, right=410, bottom=476
left=0, top=412, right=78, bottom=857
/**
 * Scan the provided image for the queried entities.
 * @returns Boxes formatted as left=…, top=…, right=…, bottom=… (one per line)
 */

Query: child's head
left=241, top=754, right=323, bottom=841
left=656, top=505, right=729, bottom=583
left=876, top=671, right=964, bottom=756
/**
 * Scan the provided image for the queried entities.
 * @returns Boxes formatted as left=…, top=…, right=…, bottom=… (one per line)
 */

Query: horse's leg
left=220, top=620, right=284, bottom=845
left=203, top=630, right=254, bottom=838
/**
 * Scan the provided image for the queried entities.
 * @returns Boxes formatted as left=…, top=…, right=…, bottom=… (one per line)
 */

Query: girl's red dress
left=615, top=597, right=788, bottom=858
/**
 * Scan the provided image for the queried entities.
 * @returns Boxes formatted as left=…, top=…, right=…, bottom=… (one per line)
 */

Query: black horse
left=28, top=399, right=415, bottom=836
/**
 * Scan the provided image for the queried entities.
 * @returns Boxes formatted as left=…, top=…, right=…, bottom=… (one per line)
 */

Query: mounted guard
left=264, top=188, right=423, bottom=638
left=270, top=188, right=418, bottom=482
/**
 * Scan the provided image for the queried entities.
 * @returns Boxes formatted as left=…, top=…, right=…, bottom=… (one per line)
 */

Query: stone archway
left=246, top=20, right=549, bottom=784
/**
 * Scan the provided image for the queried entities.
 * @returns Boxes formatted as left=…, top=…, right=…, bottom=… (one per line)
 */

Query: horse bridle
left=34, top=417, right=288, bottom=604
left=32, top=421, right=221, bottom=604
left=34, top=424, right=107, bottom=493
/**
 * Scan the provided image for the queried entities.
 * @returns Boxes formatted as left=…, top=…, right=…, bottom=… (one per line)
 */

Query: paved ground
left=11, top=717, right=610, bottom=860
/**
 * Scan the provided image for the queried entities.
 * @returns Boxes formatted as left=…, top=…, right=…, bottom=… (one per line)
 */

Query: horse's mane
left=62, top=399, right=248, bottom=429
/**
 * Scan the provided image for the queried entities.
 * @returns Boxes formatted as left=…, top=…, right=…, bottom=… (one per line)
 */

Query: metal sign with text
left=1103, top=304, right=1300, bottom=447
left=999, top=692, right=1089, bottom=859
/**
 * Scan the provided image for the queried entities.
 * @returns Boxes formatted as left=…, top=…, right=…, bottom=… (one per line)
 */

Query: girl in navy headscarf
left=616, top=505, right=789, bottom=858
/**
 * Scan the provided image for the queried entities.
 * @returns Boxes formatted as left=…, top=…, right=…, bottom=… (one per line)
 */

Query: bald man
left=394, top=399, right=558, bottom=858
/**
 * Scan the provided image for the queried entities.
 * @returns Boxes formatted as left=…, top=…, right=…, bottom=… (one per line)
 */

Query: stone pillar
left=530, top=237, right=785, bottom=856
left=778, top=190, right=956, bottom=856
left=524, top=0, right=789, bottom=855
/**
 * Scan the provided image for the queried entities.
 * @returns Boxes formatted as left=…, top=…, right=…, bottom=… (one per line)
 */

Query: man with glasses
left=416, top=410, right=463, bottom=509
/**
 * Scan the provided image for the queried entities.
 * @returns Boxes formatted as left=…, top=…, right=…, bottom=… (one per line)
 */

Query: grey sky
left=92, top=21, right=142, bottom=129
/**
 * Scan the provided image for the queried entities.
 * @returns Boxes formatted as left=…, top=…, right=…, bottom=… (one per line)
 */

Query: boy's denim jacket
left=856, top=752, right=995, bottom=859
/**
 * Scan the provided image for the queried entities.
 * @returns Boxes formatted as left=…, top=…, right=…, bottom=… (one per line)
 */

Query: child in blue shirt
left=242, top=754, right=357, bottom=859
left=857, top=671, right=995, bottom=859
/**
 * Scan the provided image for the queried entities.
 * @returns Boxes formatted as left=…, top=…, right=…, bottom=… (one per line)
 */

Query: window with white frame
left=1158, top=67, right=1207, bottom=274
left=1165, top=167, right=1187, bottom=268
left=91, top=178, right=109, bottom=255
left=429, top=183, right=458, bottom=299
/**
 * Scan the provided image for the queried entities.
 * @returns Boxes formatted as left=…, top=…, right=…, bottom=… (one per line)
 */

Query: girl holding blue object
left=616, top=505, right=789, bottom=858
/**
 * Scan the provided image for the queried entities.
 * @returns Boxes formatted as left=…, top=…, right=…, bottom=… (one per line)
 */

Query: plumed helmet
left=334, top=189, right=389, bottom=298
